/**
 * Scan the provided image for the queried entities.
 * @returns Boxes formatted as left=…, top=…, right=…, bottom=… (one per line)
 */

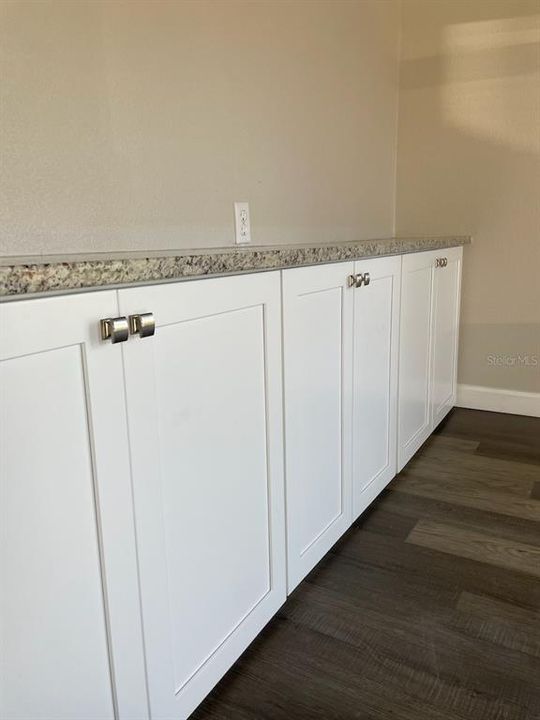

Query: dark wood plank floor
left=192, top=408, right=540, bottom=720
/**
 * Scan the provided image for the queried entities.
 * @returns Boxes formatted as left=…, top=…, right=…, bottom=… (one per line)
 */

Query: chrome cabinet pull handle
left=347, top=273, right=371, bottom=288
left=129, top=313, right=156, bottom=338
left=356, top=272, right=370, bottom=287
left=100, top=317, right=129, bottom=344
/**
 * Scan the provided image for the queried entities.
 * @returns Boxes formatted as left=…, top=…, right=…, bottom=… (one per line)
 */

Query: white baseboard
left=456, top=384, right=540, bottom=418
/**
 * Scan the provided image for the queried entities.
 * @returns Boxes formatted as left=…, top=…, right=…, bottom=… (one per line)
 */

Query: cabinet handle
left=129, top=313, right=156, bottom=338
left=435, top=257, right=448, bottom=268
left=348, top=272, right=370, bottom=288
left=100, top=317, right=129, bottom=344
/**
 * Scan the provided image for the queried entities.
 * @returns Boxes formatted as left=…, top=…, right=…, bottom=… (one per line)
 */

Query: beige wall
left=396, top=0, right=540, bottom=393
left=3, top=0, right=538, bottom=394
left=0, top=0, right=400, bottom=256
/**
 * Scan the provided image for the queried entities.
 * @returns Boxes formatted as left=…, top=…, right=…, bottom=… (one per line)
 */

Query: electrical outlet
left=234, top=202, right=251, bottom=244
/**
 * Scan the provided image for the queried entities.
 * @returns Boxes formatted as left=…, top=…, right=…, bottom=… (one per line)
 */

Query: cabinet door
left=282, top=262, right=353, bottom=592
left=118, top=272, right=286, bottom=720
left=431, top=246, right=463, bottom=428
left=352, top=256, right=401, bottom=519
left=397, top=250, right=437, bottom=471
left=0, top=293, right=147, bottom=720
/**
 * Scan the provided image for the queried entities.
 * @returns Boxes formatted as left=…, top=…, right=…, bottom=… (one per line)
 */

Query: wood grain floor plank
left=351, top=505, right=418, bottom=539
left=315, top=539, right=459, bottom=619
left=325, top=526, right=540, bottom=610
left=457, top=591, right=540, bottom=632
left=475, top=440, right=540, bottom=466
left=233, top=616, right=530, bottom=720
left=404, top=448, right=540, bottom=495
left=407, top=520, right=540, bottom=578
left=283, top=580, right=540, bottom=710
left=420, top=433, right=480, bottom=453
left=455, top=591, right=540, bottom=658
left=195, top=616, right=466, bottom=720
left=396, top=474, right=540, bottom=522
left=435, top=408, right=540, bottom=450
left=378, top=489, right=540, bottom=548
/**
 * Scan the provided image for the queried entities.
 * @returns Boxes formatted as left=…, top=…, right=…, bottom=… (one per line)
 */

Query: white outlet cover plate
left=234, top=202, right=251, bottom=244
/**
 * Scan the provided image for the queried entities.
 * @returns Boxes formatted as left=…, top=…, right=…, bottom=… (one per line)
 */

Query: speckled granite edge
left=0, top=236, right=470, bottom=298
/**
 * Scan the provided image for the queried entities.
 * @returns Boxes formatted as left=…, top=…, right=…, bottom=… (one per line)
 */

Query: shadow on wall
left=396, top=0, right=540, bottom=394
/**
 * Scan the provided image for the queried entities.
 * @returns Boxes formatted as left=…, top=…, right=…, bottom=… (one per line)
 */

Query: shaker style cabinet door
left=397, top=250, right=438, bottom=471
left=398, top=248, right=464, bottom=471
left=352, top=255, right=401, bottom=519
left=431, top=246, right=463, bottom=429
left=0, top=293, right=147, bottom=720
left=118, top=272, right=286, bottom=720
left=282, top=262, right=354, bottom=592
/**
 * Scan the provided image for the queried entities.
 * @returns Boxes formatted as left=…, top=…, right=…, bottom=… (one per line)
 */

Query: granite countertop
left=0, top=235, right=471, bottom=299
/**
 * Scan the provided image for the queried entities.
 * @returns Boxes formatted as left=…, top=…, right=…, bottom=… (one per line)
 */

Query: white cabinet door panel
left=398, top=250, right=437, bottom=471
left=0, top=293, right=147, bottom=720
left=352, top=255, right=401, bottom=519
left=282, top=262, right=353, bottom=592
left=118, top=272, right=286, bottom=720
left=431, top=246, right=463, bottom=428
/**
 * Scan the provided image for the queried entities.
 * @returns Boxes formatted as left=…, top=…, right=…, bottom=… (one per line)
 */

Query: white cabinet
left=1, top=273, right=286, bottom=720
left=431, top=247, right=463, bottom=428
left=398, top=246, right=463, bottom=470
left=352, top=255, right=401, bottom=519
left=0, top=293, right=147, bottom=720
left=1, top=246, right=463, bottom=720
left=282, top=262, right=354, bottom=591
left=117, top=272, right=286, bottom=720
left=282, top=256, right=402, bottom=588
left=397, top=251, right=435, bottom=470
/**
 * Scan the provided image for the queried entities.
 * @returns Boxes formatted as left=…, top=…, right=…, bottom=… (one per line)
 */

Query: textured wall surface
left=0, top=0, right=400, bottom=256
left=3, top=0, right=537, bottom=395
left=396, top=0, right=540, bottom=393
